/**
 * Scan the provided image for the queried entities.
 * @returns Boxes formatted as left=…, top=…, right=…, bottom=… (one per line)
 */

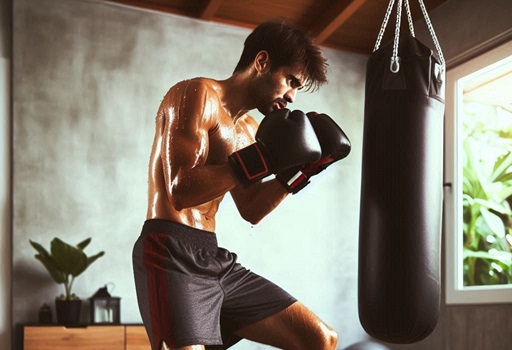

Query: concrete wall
left=11, top=0, right=367, bottom=348
left=1, top=0, right=12, bottom=348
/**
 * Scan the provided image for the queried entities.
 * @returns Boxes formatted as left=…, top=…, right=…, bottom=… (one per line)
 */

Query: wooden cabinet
left=126, top=326, right=152, bottom=350
left=20, top=325, right=151, bottom=350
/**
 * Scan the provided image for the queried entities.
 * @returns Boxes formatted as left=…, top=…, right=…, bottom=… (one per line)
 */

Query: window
left=445, top=40, right=512, bottom=304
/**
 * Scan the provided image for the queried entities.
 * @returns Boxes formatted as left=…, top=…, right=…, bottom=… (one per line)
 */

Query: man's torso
left=146, top=78, right=257, bottom=232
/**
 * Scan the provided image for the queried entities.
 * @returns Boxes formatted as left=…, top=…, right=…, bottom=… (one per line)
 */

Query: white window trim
left=444, top=40, right=512, bottom=304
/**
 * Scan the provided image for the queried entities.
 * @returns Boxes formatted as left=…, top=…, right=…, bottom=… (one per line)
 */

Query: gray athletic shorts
left=132, top=219, right=297, bottom=349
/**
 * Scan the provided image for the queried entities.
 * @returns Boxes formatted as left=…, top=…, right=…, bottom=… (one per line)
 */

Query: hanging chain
left=374, top=0, right=443, bottom=74
left=390, top=0, right=403, bottom=73
left=418, top=0, right=446, bottom=70
left=404, top=0, right=416, bottom=37
left=373, top=0, right=396, bottom=52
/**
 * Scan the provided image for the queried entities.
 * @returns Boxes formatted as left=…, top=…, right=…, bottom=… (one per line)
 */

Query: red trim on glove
left=234, top=143, right=269, bottom=180
left=303, top=156, right=336, bottom=173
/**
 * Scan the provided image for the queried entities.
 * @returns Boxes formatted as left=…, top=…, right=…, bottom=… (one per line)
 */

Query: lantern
left=89, top=285, right=121, bottom=324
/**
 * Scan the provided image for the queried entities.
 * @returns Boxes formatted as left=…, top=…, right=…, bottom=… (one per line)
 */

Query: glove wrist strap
left=229, top=143, right=271, bottom=187
left=276, top=170, right=310, bottom=194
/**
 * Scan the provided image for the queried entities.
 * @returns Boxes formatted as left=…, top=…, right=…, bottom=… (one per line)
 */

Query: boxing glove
left=277, top=112, right=351, bottom=193
left=229, top=109, right=322, bottom=187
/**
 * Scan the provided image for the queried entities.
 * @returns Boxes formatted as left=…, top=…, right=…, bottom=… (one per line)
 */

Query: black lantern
left=89, top=285, right=121, bottom=324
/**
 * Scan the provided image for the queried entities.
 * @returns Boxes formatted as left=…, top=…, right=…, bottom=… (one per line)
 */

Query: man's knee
left=305, top=325, right=338, bottom=350
left=321, top=327, right=339, bottom=350
left=162, top=342, right=205, bottom=350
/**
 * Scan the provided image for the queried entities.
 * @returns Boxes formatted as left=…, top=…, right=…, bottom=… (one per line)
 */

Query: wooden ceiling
left=107, top=0, right=447, bottom=54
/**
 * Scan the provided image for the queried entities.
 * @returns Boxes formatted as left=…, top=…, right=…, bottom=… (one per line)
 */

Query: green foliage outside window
left=462, top=104, right=512, bottom=286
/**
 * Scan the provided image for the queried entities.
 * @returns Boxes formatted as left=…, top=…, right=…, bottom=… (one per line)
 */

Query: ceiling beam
left=311, top=0, right=367, bottom=44
left=200, top=0, right=224, bottom=20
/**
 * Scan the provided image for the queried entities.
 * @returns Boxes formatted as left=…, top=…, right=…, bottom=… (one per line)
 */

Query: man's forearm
left=170, top=163, right=238, bottom=210
left=231, top=178, right=289, bottom=225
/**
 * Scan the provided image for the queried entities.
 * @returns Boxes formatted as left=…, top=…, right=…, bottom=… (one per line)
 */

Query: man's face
left=249, top=65, right=304, bottom=115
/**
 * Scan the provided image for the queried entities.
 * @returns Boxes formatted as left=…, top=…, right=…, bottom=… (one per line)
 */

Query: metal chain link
left=404, top=0, right=416, bottom=37
left=390, top=0, right=403, bottom=73
left=374, top=0, right=443, bottom=74
left=418, top=0, right=446, bottom=70
left=373, top=0, right=396, bottom=52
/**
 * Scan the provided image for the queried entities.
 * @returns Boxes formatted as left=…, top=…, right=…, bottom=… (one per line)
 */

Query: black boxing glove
left=229, top=109, right=322, bottom=187
left=277, top=112, right=351, bottom=194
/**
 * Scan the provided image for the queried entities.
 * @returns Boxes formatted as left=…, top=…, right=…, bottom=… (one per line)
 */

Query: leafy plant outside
left=462, top=103, right=512, bottom=286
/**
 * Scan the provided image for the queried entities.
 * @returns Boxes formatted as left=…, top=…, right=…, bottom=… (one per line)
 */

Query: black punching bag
left=358, top=0, right=445, bottom=344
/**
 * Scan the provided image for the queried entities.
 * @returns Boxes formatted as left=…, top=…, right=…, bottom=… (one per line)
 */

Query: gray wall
left=1, top=0, right=12, bottom=348
left=11, top=0, right=367, bottom=349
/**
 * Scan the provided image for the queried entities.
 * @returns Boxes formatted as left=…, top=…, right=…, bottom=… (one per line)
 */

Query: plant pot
left=55, top=298, right=82, bottom=325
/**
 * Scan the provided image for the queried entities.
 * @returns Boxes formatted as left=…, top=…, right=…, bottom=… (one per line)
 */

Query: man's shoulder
left=171, top=77, right=218, bottom=96
left=163, top=78, right=221, bottom=111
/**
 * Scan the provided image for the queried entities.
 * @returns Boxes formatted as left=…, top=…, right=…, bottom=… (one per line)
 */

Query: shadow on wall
left=14, top=258, right=95, bottom=325
left=12, top=259, right=59, bottom=322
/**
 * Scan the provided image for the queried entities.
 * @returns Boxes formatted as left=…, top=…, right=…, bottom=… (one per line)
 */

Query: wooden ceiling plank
left=108, top=0, right=446, bottom=53
left=200, top=0, right=224, bottom=20
left=107, top=0, right=195, bottom=17
left=312, top=0, right=368, bottom=45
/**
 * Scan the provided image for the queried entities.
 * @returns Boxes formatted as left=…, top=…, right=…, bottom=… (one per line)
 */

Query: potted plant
left=29, top=237, right=105, bottom=325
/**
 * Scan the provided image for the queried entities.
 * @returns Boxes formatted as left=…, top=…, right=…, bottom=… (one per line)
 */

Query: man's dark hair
left=233, top=18, right=328, bottom=92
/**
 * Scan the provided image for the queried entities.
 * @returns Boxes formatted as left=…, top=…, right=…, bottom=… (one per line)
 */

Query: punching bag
left=358, top=0, right=445, bottom=344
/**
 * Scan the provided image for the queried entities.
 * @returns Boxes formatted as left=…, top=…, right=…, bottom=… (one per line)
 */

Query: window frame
left=444, top=40, right=512, bottom=304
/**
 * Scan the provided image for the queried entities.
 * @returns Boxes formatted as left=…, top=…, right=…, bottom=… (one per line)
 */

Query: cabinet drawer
left=126, top=326, right=151, bottom=350
left=24, top=326, right=125, bottom=350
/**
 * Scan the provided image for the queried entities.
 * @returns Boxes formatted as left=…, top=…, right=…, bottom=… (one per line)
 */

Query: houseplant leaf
left=30, top=240, right=67, bottom=284
left=86, top=251, right=105, bottom=268
left=30, top=236, right=105, bottom=301
left=50, top=238, right=88, bottom=277
left=76, top=238, right=91, bottom=250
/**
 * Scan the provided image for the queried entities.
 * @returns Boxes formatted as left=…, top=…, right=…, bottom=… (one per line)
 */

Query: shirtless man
left=133, top=19, right=350, bottom=350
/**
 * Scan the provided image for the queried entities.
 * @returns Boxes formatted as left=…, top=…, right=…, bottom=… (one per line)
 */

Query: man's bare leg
left=235, top=301, right=338, bottom=350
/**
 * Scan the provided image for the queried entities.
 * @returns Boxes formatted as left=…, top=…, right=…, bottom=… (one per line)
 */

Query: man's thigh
left=219, top=257, right=297, bottom=339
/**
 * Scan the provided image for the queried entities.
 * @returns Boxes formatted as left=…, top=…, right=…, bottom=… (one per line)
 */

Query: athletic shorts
left=132, top=219, right=297, bottom=350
